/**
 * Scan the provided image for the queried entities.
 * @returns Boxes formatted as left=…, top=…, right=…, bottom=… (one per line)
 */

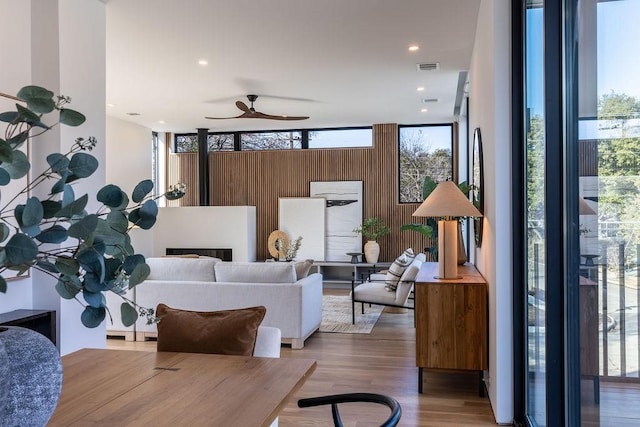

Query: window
left=207, top=134, right=234, bottom=151
left=151, top=132, right=159, bottom=199
left=308, top=128, right=372, bottom=148
left=398, top=124, right=453, bottom=203
left=174, top=133, right=234, bottom=152
left=174, top=134, right=198, bottom=153
left=240, top=131, right=302, bottom=150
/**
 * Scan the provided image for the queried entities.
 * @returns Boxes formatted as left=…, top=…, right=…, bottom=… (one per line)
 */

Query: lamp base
left=437, top=219, right=460, bottom=279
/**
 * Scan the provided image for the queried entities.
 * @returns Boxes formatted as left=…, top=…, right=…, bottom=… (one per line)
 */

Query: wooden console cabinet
left=414, top=262, right=487, bottom=395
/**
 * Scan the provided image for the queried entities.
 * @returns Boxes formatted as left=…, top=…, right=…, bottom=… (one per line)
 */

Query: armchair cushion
left=156, top=304, right=266, bottom=356
left=385, top=248, right=415, bottom=291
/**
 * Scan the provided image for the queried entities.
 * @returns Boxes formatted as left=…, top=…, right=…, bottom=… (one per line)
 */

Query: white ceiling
left=105, top=0, right=480, bottom=133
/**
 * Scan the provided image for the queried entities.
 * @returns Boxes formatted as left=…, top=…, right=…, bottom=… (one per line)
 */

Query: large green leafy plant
left=0, top=86, right=184, bottom=328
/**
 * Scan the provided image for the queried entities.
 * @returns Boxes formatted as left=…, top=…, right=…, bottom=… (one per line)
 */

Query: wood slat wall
left=167, top=153, right=199, bottom=207
left=169, top=123, right=435, bottom=261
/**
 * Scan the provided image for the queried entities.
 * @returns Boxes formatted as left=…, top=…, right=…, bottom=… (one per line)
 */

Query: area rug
left=320, top=295, right=384, bottom=334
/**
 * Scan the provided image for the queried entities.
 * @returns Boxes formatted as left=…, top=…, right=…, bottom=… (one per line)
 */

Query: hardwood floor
left=106, top=290, right=497, bottom=426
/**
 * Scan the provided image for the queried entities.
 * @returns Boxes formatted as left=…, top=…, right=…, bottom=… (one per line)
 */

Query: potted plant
left=0, top=86, right=185, bottom=424
left=353, top=217, right=390, bottom=263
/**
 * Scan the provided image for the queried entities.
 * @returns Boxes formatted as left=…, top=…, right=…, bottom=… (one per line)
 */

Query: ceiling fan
left=205, top=95, right=309, bottom=121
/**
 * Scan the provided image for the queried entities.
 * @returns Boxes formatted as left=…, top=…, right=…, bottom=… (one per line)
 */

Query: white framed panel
left=278, top=198, right=325, bottom=261
left=310, top=180, right=363, bottom=262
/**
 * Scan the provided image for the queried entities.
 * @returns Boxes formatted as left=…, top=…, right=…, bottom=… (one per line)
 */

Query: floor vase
left=0, top=326, right=62, bottom=427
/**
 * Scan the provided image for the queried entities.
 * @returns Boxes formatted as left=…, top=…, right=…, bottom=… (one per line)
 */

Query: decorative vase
left=0, top=326, right=63, bottom=426
left=364, top=240, right=380, bottom=264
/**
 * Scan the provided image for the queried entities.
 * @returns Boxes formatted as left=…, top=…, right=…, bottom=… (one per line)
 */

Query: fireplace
left=165, top=248, right=232, bottom=261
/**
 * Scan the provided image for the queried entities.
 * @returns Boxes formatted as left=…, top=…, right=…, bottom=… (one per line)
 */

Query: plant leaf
left=0, top=169, right=10, bottom=186
left=130, top=200, right=158, bottom=230
left=97, top=184, right=125, bottom=208
left=128, top=262, right=150, bottom=288
left=16, top=103, right=41, bottom=124
left=68, top=214, right=98, bottom=240
left=83, top=289, right=106, bottom=308
left=107, top=210, right=129, bottom=233
left=41, top=200, right=62, bottom=218
left=81, top=306, right=105, bottom=328
left=56, top=194, right=88, bottom=218
left=123, top=254, right=145, bottom=274
left=0, top=149, right=30, bottom=179
left=132, top=179, right=153, bottom=203
left=55, top=257, right=80, bottom=276
left=22, top=197, right=44, bottom=227
left=59, top=108, right=86, bottom=126
left=47, top=153, right=70, bottom=174
left=69, top=152, right=98, bottom=178
left=0, top=223, right=9, bottom=243
left=5, top=233, right=38, bottom=265
left=0, top=139, right=14, bottom=163
left=55, top=275, right=82, bottom=299
left=35, top=258, right=59, bottom=274
left=0, top=111, right=19, bottom=123
left=121, top=302, right=138, bottom=327
left=16, top=86, right=55, bottom=113
left=35, top=225, right=68, bottom=244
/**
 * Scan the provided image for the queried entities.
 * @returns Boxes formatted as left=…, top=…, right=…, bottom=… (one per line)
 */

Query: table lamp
left=412, top=181, right=483, bottom=279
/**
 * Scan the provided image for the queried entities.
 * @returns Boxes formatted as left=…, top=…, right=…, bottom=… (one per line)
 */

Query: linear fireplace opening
left=165, top=248, right=232, bottom=261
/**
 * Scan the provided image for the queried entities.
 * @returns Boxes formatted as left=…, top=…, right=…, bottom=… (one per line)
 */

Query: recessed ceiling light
left=158, top=120, right=165, bottom=124
left=417, top=86, right=425, bottom=92
left=106, top=103, right=115, bottom=107
left=408, top=45, right=419, bottom=52
left=198, top=59, right=208, bottom=66
left=421, top=108, right=428, bottom=113
left=126, top=112, right=140, bottom=116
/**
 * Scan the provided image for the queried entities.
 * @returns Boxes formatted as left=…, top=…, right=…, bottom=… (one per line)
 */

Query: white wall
left=0, top=0, right=108, bottom=353
left=106, top=116, right=153, bottom=194
left=152, top=207, right=257, bottom=262
left=469, top=0, right=513, bottom=423
left=0, top=0, right=33, bottom=313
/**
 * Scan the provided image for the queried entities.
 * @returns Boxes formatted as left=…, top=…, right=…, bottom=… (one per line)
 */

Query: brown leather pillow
left=156, top=304, right=266, bottom=356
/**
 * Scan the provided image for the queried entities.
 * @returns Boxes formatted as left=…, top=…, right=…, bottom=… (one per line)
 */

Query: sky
left=526, top=0, right=640, bottom=117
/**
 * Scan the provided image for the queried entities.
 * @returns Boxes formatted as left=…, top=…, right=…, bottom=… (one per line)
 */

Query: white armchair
left=350, top=254, right=425, bottom=324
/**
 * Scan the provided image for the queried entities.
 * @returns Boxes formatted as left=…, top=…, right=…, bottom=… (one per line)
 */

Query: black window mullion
left=543, top=0, right=568, bottom=424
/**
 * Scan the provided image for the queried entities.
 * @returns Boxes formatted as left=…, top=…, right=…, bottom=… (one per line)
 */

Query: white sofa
left=107, top=257, right=323, bottom=349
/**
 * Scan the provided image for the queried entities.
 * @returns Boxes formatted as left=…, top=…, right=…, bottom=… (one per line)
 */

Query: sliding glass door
left=517, top=0, right=640, bottom=425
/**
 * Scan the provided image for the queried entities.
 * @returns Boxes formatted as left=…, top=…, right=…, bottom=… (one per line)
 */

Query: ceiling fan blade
left=235, top=101, right=251, bottom=113
left=253, top=111, right=309, bottom=121
left=204, top=113, right=245, bottom=120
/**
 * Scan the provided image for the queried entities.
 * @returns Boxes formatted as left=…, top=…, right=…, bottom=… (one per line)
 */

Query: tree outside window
left=398, top=125, right=453, bottom=203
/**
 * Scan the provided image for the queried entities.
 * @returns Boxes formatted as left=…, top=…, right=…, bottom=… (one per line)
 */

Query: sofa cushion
left=294, top=259, right=314, bottom=280
left=214, top=262, right=297, bottom=283
left=147, top=257, right=219, bottom=281
left=385, top=248, right=415, bottom=292
left=156, top=304, right=266, bottom=356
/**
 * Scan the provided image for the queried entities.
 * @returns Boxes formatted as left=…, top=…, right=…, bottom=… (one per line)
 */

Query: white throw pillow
left=385, top=248, right=415, bottom=292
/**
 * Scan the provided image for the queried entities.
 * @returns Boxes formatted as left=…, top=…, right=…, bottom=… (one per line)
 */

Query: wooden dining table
left=48, top=348, right=316, bottom=426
